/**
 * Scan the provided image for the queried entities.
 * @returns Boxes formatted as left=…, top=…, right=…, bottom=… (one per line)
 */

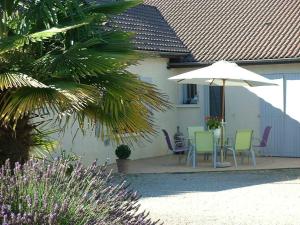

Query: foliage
left=205, top=116, right=221, bottom=130
left=0, top=118, right=58, bottom=165
left=0, top=159, right=160, bottom=225
left=53, top=149, right=80, bottom=174
left=57, top=149, right=79, bottom=162
left=115, top=144, right=131, bottom=159
left=0, top=0, right=170, bottom=164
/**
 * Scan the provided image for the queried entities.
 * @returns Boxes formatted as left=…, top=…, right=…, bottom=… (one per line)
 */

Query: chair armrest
left=223, top=144, right=233, bottom=150
left=225, top=137, right=234, bottom=146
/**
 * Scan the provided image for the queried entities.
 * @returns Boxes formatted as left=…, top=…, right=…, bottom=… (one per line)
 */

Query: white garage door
left=260, top=73, right=300, bottom=157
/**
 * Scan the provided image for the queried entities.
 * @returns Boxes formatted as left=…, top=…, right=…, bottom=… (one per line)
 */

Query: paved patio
left=109, top=154, right=300, bottom=174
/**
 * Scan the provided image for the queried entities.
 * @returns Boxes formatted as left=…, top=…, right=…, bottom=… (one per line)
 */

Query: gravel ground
left=124, top=169, right=300, bottom=225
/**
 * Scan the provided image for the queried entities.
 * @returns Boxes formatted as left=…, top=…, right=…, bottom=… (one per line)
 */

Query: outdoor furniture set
left=162, top=126, right=271, bottom=169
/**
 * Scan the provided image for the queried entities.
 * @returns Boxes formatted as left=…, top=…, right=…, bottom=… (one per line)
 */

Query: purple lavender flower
left=0, top=159, right=160, bottom=225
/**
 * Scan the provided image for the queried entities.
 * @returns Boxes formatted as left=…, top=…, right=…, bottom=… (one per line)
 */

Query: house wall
left=171, top=68, right=204, bottom=137
left=171, top=63, right=300, bottom=150
left=225, top=63, right=300, bottom=138
left=55, top=57, right=182, bottom=166
left=176, top=88, right=206, bottom=136
left=57, top=59, right=300, bottom=165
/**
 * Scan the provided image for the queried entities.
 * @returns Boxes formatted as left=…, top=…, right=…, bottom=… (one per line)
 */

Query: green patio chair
left=194, top=131, right=216, bottom=168
left=187, top=126, right=204, bottom=165
left=226, top=129, right=255, bottom=167
left=188, top=126, right=204, bottom=141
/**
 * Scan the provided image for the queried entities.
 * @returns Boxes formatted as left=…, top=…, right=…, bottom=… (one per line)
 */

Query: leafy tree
left=0, top=0, right=170, bottom=164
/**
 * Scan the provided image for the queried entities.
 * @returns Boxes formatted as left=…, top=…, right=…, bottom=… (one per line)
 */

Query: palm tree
left=0, top=0, right=171, bottom=164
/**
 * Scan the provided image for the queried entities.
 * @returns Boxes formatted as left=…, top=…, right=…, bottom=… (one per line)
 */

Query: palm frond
left=50, top=81, right=99, bottom=103
left=73, top=72, right=172, bottom=143
left=0, top=0, right=20, bottom=37
left=30, top=127, right=59, bottom=159
left=33, top=38, right=142, bottom=79
left=100, top=31, right=136, bottom=52
left=18, top=0, right=65, bottom=30
left=78, top=99, right=156, bottom=144
left=0, top=86, right=90, bottom=124
left=0, top=0, right=20, bottom=16
left=81, top=71, right=172, bottom=110
left=0, top=72, right=47, bottom=90
left=0, top=14, right=104, bottom=54
left=84, top=0, right=142, bottom=15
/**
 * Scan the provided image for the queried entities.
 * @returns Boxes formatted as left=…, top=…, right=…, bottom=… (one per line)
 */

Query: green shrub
left=115, top=144, right=131, bottom=159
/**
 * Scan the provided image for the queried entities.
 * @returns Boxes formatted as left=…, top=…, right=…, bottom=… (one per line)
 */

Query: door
left=209, top=86, right=223, bottom=117
left=260, top=73, right=300, bottom=157
left=284, top=74, right=300, bottom=156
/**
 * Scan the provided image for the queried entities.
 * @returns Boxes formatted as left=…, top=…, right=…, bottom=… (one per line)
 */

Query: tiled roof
left=108, top=4, right=189, bottom=54
left=144, top=0, right=300, bottom=63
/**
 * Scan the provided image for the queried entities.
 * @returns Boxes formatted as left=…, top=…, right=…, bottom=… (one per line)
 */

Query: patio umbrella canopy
left=169, top=60, right=276, bottom=86
left=169, top=60, right=277, bottom=167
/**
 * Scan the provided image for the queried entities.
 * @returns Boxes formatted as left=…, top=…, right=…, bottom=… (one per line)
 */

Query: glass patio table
left=188, top=135, right=232, bottom=168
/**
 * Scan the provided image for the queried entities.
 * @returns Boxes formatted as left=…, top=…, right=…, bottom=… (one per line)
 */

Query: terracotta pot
left=116, top=159, right=130, bottom=173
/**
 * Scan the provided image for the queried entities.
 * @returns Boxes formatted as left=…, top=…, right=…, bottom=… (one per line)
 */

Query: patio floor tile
left=108, top=154, right=300, bottom=174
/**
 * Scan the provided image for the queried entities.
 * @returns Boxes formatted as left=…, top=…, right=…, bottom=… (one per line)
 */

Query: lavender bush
left=0, top=159, right=160, bottom=225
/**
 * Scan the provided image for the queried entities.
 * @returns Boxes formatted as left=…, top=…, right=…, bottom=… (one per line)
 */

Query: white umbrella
left=169, top=60, right=277, bottom=166
left=169, top=60, right=276, bottom=86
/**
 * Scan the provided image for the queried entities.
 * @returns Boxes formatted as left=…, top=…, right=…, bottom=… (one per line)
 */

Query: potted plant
left=115, top=144, right=131, bottom=173
left=205, top=116, right=222, bottom=138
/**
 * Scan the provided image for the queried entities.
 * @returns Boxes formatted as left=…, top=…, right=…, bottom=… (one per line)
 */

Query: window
left=209, top=86, right=223, bottom=118
left=182, top=84, right=198, bottom=104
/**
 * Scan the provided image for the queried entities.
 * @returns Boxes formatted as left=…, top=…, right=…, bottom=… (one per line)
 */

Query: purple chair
left=253, top=126, right=272, bottom=155
left=162, top=129, right=190, bottom=163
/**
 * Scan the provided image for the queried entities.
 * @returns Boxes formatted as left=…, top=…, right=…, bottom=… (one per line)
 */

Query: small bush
left=0, top=159, right=159, bottom=225
left=115, top=145, right=131, bottom=159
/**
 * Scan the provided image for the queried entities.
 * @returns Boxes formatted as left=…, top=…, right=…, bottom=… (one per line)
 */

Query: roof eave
left=168, top=57, right=300, bottom=68
left=135, top=49, right=190, bottom=58
left=159, top=52, right=190, bottom=58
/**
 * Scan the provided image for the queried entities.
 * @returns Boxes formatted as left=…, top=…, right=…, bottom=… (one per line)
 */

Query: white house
left=58, top=0, right=300, bottom=165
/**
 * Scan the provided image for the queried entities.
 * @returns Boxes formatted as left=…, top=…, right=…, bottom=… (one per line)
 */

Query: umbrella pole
left=217, top=79, right=231, bottom=168
left=220, top=79, right=225, bottom=162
